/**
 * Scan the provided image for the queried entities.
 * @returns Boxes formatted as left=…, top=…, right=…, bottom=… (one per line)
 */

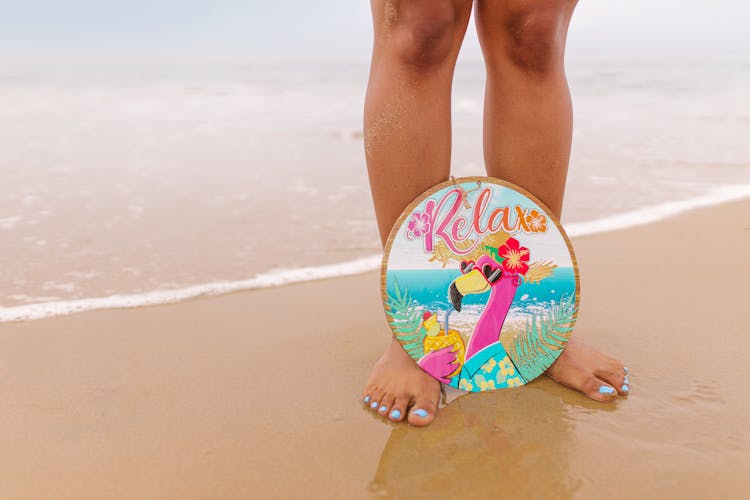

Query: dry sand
left=1, top=199, right=748, bottom=499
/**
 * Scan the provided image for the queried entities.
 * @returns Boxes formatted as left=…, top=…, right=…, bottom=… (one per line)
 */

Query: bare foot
left=363, top=338, right=628, bottom=427
left=362, top=338, right=442, bottom=427
left=545, top=338, right=629, bottom=402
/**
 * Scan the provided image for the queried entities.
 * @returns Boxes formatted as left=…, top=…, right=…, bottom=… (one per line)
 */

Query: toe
left=599, top=357, right=629, bottom=395
left=368, top=387, right=385, bottom=411
left=551, top=360, right=619, bottom=403
left=407, top=396, right=439, bottom=427
left=361, top=389, right=373, bottom=406
left=584, top=377, right=619, bottom=403
left=362, top=382, right=379, bottom=406
left=389, top=395, right=409, bottom=422
left=619, top=373, right=630, bottom=395
left=378, top=394, right=395, bottom=417
left=595, top=362, right=627, bottom=395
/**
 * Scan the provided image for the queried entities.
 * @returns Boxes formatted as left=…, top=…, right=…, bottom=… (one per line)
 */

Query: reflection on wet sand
left=371, top=380, right=600, bottom=498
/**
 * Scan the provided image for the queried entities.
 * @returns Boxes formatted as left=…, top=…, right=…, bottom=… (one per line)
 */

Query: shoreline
left=1, top=199, right=748, bottom=498
left=3, top=184, right=749, bottom=323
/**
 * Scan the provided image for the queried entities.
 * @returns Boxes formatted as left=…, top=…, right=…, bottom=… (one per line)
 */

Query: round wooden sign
left=381, top=177, right=580, bottom=392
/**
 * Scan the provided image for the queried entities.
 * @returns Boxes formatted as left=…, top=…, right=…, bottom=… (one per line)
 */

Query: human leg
left=474, top=0, right=628, bottom=401
left=362, top=0, right=474, bottom=425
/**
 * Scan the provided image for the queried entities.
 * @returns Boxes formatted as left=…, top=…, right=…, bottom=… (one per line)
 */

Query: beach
left=2, top=2, right=750, bottom=498
left=1, top=199, right=747, bottom=499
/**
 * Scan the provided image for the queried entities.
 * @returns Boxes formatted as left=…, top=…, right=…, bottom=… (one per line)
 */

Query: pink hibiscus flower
left=406, top=212, right=431, bottom=239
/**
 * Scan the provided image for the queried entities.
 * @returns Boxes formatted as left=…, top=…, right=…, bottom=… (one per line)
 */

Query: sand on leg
left=474, top=0, right=628, bottom=400
left=361, top=0, right=474, bottom=426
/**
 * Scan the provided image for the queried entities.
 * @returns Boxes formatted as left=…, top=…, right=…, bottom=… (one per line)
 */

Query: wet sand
left=1, top=199, right=748, bottom=499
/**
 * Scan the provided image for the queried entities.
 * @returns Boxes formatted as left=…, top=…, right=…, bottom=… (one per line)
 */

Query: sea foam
left=565, top=183, right=750, bottom=237
left=1, top=184, right=748, bottom=323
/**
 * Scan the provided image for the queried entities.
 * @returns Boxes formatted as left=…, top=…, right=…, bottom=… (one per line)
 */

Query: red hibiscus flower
left=498, top=237, right=530, bottom=275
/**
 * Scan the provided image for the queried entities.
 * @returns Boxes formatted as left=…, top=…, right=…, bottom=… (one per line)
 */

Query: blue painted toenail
left=379, top=405, right=387, bottom=413
left=624, top=366, right=629, bottom=373
left=370, top=401, right=378, bottom=409
left=621, top=384, right=629, bottom=392
left=413, top=409, right=429, bottom=418
left=364, top=396, right=370, bottom=404
left=599, top=386, right=615, bottom=395
left=624, top=376, right=630, bottom=385
left=390, top=409, right=401, bottom=419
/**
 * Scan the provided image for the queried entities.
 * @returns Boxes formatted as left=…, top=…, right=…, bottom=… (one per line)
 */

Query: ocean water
left=386, top=268, right=577, bottom=336
left=1, top=57, right=749, bottom=321
left=386, top=268, right=576, bottom=310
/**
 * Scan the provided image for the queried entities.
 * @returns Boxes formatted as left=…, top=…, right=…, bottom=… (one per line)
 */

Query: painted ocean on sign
left=383, top=178, right=579, bottom=392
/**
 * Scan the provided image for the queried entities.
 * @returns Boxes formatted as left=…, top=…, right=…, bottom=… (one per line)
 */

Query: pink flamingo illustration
left=418, top=239, right=528, bottom=384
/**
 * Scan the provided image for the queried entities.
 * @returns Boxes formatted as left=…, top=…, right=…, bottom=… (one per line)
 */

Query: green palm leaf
left=508, top=293, right=577, bottom=381
left=385, top=278, right=426, bottom=360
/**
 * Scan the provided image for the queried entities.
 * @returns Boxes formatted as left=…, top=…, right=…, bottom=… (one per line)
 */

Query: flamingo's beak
left=448, top=269, right=490, bottom=311
left=449, top=282, right=464, bottom=312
